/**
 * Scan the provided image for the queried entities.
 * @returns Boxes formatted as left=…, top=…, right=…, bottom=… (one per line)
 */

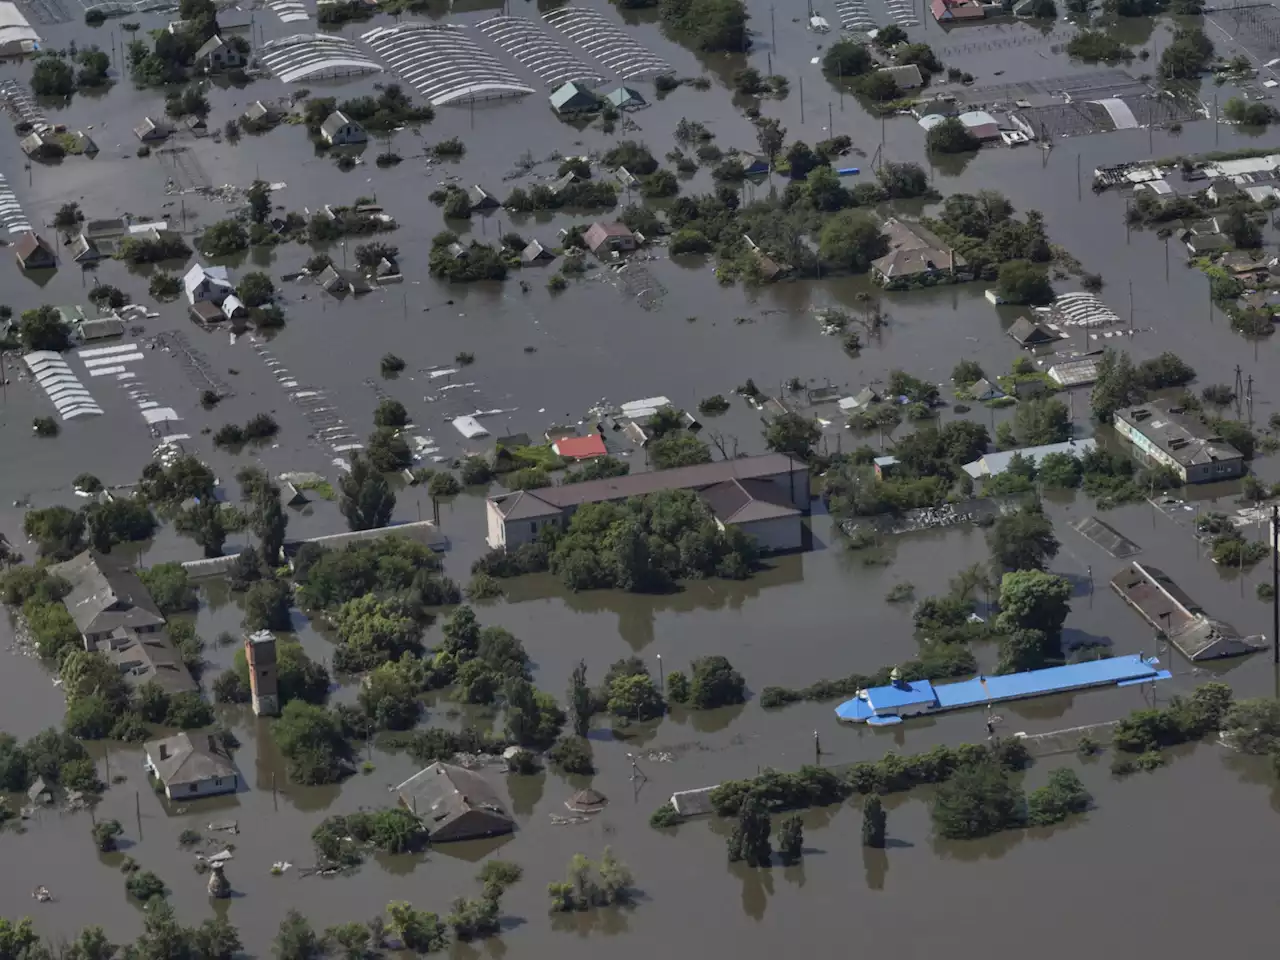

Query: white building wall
left=165, top=774, right=238, bottom=800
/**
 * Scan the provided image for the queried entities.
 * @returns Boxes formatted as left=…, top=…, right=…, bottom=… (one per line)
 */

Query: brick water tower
left=245, top=630, right=279, bottom=717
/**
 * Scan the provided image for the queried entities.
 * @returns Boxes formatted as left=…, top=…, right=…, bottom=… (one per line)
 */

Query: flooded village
left=6, top=0, right=1280, bottom=952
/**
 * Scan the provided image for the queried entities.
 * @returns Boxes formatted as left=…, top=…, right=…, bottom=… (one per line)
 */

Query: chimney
left=158, top=744, right=169, bottom=761
left=208, top=735, right=219, bottom=753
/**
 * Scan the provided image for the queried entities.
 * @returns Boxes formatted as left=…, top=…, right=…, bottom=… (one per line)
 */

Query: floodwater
left=3, top=0, right=1280, bottom=952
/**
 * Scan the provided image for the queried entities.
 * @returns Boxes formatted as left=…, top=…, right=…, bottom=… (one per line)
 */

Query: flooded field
left=3, top=0, right=1280, bottom=952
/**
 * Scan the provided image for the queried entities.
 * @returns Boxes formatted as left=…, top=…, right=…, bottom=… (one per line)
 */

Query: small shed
left=968, top=377, right=1005, bottom=401
left=134, top=117, right=170, bottom=142
left=604, top=86, right=646, bottom=110
left=521, top=239, right=554, bottom=265
left=959, top=110, right=1001, bottom=141
left=468, top=185, right=500, bottom=211
left=1007, top=316, right=1061, bottom=348
left=549, top=81, right=599, bottom=116
left=14, top=232, right=56, bottom=270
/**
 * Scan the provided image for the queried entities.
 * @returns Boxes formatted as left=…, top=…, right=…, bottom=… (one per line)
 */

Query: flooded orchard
left=3, top=0, right=1280, bottom=952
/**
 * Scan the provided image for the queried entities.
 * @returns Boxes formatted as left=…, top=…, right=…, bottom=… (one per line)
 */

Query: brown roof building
left=486, top=453, right=810, bottom=553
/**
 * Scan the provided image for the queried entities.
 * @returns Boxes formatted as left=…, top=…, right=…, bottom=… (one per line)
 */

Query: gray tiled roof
left=49, top=550, right=165, bottom=637
left=699, top=478, right=800, bottom=524
left=111, top=629, right=197, bottom=696
left=145, top=732, right=236, bottom=787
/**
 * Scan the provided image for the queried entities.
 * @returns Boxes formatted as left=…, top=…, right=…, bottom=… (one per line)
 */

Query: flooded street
left=2, top=0, right=1280, bottom=951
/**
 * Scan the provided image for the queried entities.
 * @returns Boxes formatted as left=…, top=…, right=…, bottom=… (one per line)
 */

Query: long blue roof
left=868, top=679, right=937, bottom=710
left=834, top=655, right=1165, bottom=722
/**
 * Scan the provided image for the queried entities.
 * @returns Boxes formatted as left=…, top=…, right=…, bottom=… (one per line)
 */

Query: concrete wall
left=737, top=515, right=804, bottom=553
left=756, top=467, right=812, bottom=511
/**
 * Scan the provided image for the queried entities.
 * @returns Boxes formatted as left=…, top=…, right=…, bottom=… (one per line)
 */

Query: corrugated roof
left=963, top=439, right=1097, bottom=478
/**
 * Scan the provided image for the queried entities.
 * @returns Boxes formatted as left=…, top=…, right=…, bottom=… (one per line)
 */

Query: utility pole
left=1077, top=153, right=1081, bottom=202
left=799, top=75, right=804, bottom=123
left=1273, top=504, right=1278, bottom=665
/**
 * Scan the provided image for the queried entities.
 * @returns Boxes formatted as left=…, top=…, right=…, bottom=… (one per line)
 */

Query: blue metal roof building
left=835, top=654, right=1170, bottom=725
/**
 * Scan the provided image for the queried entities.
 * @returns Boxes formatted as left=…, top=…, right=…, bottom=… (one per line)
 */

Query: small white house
left=183, top=263, right=233, bottom=305
left=144, top=732, right=239, bottom=800
left=320, top=110, right=367, bottom=146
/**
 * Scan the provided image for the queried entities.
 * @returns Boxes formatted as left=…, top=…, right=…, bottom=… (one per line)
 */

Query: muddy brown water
left=2, top=0, right=1280, bottom=952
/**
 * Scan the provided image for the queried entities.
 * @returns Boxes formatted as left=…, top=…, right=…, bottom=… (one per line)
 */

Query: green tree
left=273, top=910, right=325, bottom=960
left=339, top=453, right=395, bottom=531
left=32, top=57, right=74, bottom=96
left=689, top=655, right=746, bottom=708
left=995, top=570, right=1072, bottom=672
left=1159, top=26, right=1213, bottom=79
left=765, top=411, right=822, bottom=459
left=649, top=434, right=712, bottom=469
left=273, top=702, right=348, bottom=785
left=776, top=813, right=803, bottom=864
left=199, top=219, right=248, bottom=256
left=997, top=260, right=1054, bottom=305
left=931, top=761, right=1024, bottom=839
left=237, top=271, right=275, bottom=307
left=568, top=660, right=592, bottom=737
left=987, top=502, right=1059, bottom=573
left=926, top=116, right=979, bottom=153
left=862, top=795, right=887, bottom=847
left=373, top=398, right=408, bottom=428
left=92, top=818, right=124, bottom=852
left=1026, top=768, right=1091, bottom=825
left=1011, top=397, right=1071, bottom=445
left=819, top=210, right=888, bottom=272
left=66, top=926, right=117, bottom=960
left=324, top=923, right=372, bottom=960
left=385, top=902, right=447, bottom=953
left=243, top=578, right=291, bottom=631
left=251, top=482, right=288, bottom=566
left=19, top=305, right=72, bottom=352
left=23, top=506, right=85, bottom=560
left=821, top=39, right=873, bottom=77
left=726, top=792, right=772, bottom=865
left=0, top=918, right=38, bottom=959
left=175, top=499, right=227, bottom=558
left=607, top=673, right=666, bottom=721
left=247, top=179, right=271, bottom=224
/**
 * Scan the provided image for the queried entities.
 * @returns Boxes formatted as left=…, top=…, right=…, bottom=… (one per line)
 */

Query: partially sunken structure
left=1111, top=562, right=1265, bottom=661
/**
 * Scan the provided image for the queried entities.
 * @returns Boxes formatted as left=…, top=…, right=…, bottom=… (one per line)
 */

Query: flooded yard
left=2, top=0, right=1280, bottom=952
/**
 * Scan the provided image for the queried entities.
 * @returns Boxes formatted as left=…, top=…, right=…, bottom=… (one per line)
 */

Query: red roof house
left=553, top=434, right=608, bottom=460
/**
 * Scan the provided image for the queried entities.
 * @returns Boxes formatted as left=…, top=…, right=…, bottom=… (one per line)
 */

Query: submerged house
left=1007, top=316, right=1062, bottom=348
left=1111, top=562, right=1265, bottom=661
left=14, top=231, right=56, bottom=270
left=871, top=218, right=968, bottom=289
left=144, top=732, right=239, bottom=800
left=549, top=82, right=599, bottom=117
left=48, top=549, right=165, bottom=651
left=320, top=110, right=367, bottom=146
left=583, top=221, right=636, bottom=256
left=605, top=85, right=646, bottom=110
left=395, top=762, right=514, bottom=842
